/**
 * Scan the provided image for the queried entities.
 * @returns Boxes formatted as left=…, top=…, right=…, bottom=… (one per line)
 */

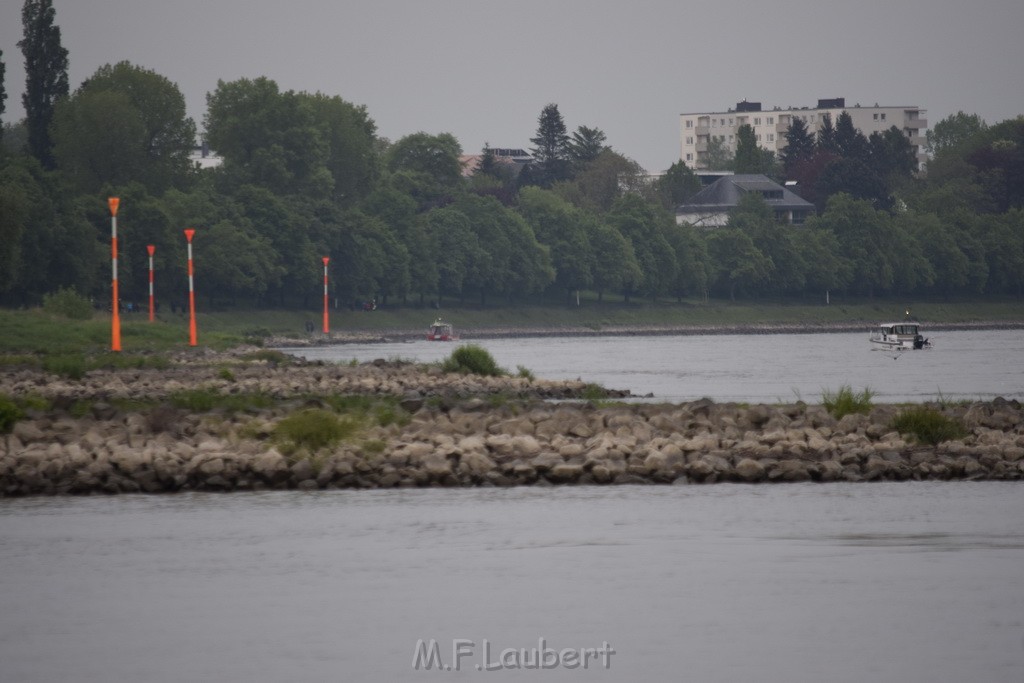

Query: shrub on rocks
left=441, top=345, right=505, bottom=377
left=0, top=395, right=23, bottom=434
left=891, top=407, right=968, bottom=447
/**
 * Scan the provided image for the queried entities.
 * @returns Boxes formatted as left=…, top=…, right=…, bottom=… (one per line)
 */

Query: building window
left=767, top=133, right=775, bottom=142
left=686, top=120, right=693, bottom=128
left=728, top=118, right=733, bottom=125
left=881, top=113, right=886, bottom=121
left=720, top=118, right=726, bottom=125
left=754, top=117, right=761, bottom=126
left=767, top=116, right=774, bottom=124
left=873, top=113, right=879, bottom=120
left=685, top=153, right=693, bottom=161
left=686, top=136, right=693, bottom=144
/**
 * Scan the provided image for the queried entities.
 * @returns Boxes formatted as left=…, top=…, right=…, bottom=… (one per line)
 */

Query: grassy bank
left=2, top=299, right=1023, bottom=355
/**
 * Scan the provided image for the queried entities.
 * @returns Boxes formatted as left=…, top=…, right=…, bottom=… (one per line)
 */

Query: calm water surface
left=3, top=330, right=1023, bottom=681
left=282, top=328, right=1024, bottom=403
left=2, top=484, right=1023, bottom=682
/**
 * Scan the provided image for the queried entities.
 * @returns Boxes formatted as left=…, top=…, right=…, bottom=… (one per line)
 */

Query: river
left=1, top=484, right=1022, bottom=682
left=282, top=328, right=1024, bottom=404
left=2, top=330, right=1024, bottom=681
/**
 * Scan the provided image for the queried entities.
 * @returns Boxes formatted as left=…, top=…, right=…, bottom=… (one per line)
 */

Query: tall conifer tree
left=780, top=118, right=815, bottom=175
left=0, top=50, right=7, bottom=142
left=528, top=103, right=571, bottom=187
left=18, top=0, right=68, bottom=168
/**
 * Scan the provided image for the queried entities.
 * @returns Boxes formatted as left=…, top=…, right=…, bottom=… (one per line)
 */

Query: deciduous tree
left=606, top=194, right=678, bottom=301
left=654, top=160, right=701, bottom=209
left=517, top=187, right=595, bottom=302
left=927, top=111, right=987, bottom=156
left=52, top=62, right=196, bottom=193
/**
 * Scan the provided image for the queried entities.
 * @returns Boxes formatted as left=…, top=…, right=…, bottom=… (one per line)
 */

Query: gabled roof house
left=675, top=174, right=814, bottom=227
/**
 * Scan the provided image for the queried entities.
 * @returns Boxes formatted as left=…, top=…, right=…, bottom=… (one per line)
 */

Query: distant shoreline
left=271, top=319, right=1024, bottom=346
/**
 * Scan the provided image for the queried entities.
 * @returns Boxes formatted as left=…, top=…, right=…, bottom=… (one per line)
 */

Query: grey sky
left=2, top=0, right=1022, bottom=172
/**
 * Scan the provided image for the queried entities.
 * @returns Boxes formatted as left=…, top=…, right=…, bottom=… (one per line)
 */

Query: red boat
left=427, top=319, right=458, bottom=341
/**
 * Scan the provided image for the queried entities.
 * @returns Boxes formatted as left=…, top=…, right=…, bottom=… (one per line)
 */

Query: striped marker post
left=109, top=197, right=121, bottom=351
left=322, top=256, right=330, bottom=334
left=146, top=245, right=156, bottom=322
left=184, top=229, right=197, bottom=346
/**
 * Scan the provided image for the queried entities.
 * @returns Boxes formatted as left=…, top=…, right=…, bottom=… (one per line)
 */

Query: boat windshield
left=892, top=324, right=918, bottom=335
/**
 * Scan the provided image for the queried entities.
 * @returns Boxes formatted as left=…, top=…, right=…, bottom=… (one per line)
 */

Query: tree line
left=1, top=0, right=1023, bottom=311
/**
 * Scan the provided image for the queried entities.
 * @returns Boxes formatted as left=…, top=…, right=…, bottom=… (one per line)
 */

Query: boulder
left=734, top=458, right=766, bottom=482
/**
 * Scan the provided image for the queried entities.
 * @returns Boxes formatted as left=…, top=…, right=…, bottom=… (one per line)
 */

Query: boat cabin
left=870, top=322, right=930, bottom=350
left=427, top=319, right=458, bottom=341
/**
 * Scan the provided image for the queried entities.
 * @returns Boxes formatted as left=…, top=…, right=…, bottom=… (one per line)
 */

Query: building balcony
left=903, top=117, right=928, bottom=129
left=695, top=125, right=710, bottom=136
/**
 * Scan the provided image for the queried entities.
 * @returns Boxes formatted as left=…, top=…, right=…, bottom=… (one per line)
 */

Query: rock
left=459, top=451, right=496, bottom=477
left=734, top=458, right=765, bottom=482
left=12, top=421, right=46, bottom=443
left=511, top=435, right=542, bottom=458
left=530, top=452, right=564, bottom=472
left=199, top=457, right=226, bottom=476
left=253, top=450, right=289, bottom=484
left=547, top=463, right=583, bottom=483
left=769, top=459, right=811, bottom=482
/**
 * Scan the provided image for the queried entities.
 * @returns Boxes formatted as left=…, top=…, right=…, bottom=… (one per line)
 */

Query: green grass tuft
left=516, top=365, right=535, bottom=381
left=274, top=408, right=360, bottom=453
left=821, top=385, right=874, bottom=418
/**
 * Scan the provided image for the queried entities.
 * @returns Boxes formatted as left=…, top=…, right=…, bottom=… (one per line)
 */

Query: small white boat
left=870, top=321, right=931, bottom=351
left=426, top=318, right=459, bottom=341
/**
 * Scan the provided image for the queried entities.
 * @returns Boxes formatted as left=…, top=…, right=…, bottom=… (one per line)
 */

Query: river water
left=3, top=330, right=1024, bottom=681
left=2, top=484, right=1023, bottom=682
left=282, top=328, right=1024, bottom=404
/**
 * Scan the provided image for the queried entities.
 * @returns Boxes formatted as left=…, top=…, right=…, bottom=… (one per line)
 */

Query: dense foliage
left=1, top=3, right=1022, bottom=312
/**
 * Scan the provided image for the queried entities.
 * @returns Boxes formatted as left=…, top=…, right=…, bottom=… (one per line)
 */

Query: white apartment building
left=680, top=98, right=928, bottom=171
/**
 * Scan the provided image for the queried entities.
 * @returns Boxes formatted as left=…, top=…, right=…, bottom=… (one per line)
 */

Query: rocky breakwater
left=1, top=352, right=1022, bottom=495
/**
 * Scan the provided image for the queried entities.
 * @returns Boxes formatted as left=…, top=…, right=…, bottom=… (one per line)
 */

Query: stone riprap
left=1, top=352, right=1022, bottom=495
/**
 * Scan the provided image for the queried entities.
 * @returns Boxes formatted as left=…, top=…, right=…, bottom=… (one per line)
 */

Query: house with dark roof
left=675, top=173, right=814, bottom=227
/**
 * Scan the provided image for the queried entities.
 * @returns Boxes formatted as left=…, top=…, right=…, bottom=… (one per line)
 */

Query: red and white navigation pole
left=322, top=256, right=330, bottom=334
left=109, top=197, right=121, bottom=351
left=146, top=244, right=156, bottom=322
left=184, top=229, right=197, bottom=346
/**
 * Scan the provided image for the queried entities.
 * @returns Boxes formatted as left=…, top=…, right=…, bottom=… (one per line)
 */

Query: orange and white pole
left=184, top=229, right=197, bottom=346
left=322, top=256, right=330, bottom=334
left=146, top=244, right=156, bottom=322
left=109, top=197, right=121, bottom=351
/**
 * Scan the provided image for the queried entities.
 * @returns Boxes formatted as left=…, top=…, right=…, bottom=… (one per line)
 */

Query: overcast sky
left=2, top=0, right=1022, bottom=172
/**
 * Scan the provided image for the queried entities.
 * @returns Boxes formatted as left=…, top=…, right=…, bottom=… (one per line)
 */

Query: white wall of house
left=680, top=101, right=928, bottom=171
